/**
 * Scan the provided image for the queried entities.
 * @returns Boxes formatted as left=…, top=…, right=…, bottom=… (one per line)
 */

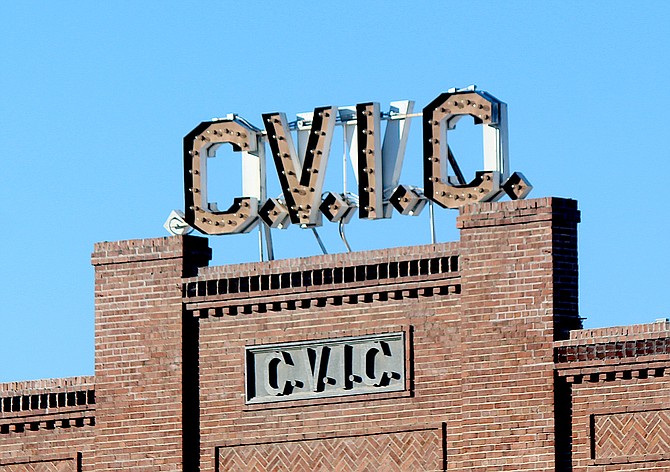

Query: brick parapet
left=456, top=196, right=580, bottom=229
left=554, top=321, right=670, bottom=384
left=0, top=377, right=95, bottom=468
left=1, top=376, right=95, bottom=431
left=185, top=241, right=461, bottom=317
left=91, top=235, right=211, bottom=272
left=0, top=376, right=94, bottom=395
left=195, top=241, right=460, bottom=279
left=557, top=320, right=670, bottom=345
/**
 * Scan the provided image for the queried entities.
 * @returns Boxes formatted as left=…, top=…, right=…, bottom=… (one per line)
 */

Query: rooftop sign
left=180, top=87, right=531, bottom=239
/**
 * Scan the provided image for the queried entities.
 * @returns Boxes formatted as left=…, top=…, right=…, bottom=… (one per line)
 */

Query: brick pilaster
left=450, top=197, right=581, bottom=471
left=91, top=236, right=210, bottom=470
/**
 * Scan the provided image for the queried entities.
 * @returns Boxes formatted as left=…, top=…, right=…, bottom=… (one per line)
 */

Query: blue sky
left=1, top=1, right=668, bottom=382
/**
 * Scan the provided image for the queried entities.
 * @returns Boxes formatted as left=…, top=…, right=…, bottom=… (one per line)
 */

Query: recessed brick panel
left=217, top=428, right=444, bottom=472
left=595, top=409, right=670, bottom=461
left=0, top=459, right=76, bottom=472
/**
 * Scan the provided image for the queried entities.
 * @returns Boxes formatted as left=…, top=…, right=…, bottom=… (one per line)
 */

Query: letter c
left=423, top=91, right=504, bottom=208
left=184, top=116, right=262, bottom=234
left=263, top=351, right=293, bottom=396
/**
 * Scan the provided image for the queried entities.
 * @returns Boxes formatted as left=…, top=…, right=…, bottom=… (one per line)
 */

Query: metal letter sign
left=262, top=107, right=337, bottom=227
left=424, top=91, right=506, bottom=207
left=245, top=333, right=406, bottom=404
left=182, top=87, right=532, bottom=237
left=184, top=116, right=264, bottom=235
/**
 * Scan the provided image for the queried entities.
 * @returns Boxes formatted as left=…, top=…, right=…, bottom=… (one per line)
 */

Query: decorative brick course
left=555, top=338, right=670, bottom=364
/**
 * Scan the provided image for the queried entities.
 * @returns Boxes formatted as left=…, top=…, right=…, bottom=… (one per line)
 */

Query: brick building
left=1, top=197, right=669, bottom=471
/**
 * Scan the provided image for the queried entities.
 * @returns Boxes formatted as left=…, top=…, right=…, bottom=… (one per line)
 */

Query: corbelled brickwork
left=1, top=197, right=668, bottom=470
left=0, top=377, right=93, bottom=471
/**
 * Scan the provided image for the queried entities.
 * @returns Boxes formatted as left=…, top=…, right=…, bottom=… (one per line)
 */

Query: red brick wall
left=0, top=377, right=94, bottom=471
left=190, top=242, right=459, bottom=471
left=185, top=197, right=581, bottom=471
left=556, top=321, right=670, bottom=471
left=5, top=196, right=669, bottom=471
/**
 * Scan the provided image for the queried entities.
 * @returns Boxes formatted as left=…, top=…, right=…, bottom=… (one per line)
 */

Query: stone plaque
left=245, top=332, right=406, bottom=404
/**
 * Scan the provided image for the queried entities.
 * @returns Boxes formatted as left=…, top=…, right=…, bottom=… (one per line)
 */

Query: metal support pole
left=429, top=200, right=436, bottom=245
left=342, top=122, right=348, bottom=196
left=339, top=220, right=352, bottom=253
left=264, top=225, right=275, bottom=261
left=258, top=225, right=264, bottom=262
left=311, top=228, right=328, bottom=255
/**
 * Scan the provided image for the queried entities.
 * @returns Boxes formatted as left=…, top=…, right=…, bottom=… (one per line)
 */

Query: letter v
left=305, top=346, right=331, bottom=392
left=263, top=106, right=337, bottom=227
